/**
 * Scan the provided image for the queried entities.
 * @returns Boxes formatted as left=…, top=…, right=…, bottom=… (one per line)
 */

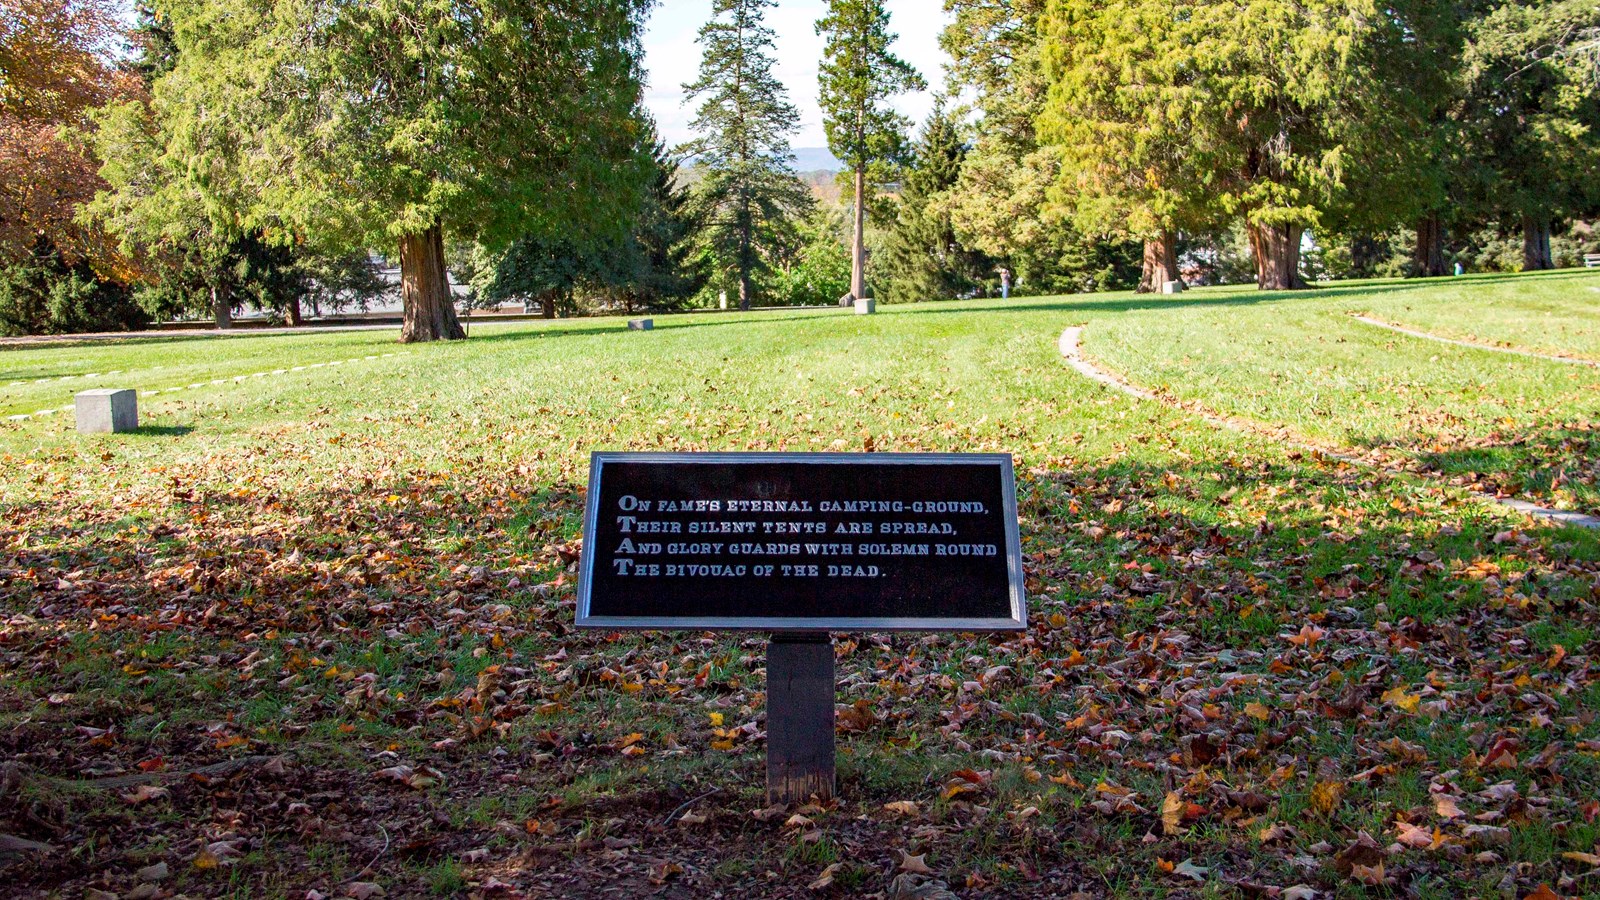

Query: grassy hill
left=2, top=271, right=1598, bottom=898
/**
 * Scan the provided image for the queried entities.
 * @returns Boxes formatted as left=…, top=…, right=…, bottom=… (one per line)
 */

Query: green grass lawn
left=0, top=329, right=408, bottom=417
left=1091, top=272, right=1600, bottom=516
left=1357, top=269, right=1600, bottom=360
left=2, top=273, right=1598, bottom=899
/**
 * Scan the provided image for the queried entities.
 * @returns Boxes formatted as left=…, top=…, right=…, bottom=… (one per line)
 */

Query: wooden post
left=766, top=633, right=835, bottom=804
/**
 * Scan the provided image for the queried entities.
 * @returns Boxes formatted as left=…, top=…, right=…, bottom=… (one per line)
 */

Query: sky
left=641, top=0, right=954, bottom=151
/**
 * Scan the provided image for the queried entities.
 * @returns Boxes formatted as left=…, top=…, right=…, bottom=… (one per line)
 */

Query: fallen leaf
left=1380, top=685, right=1421, bottom=713
left=1349, top=860, right=1386, bottom=886
left=1244, top=701, right=1271, bottom=721
left=882, top=800, right=920, bottom=817
left=345, top=884, right=385, bottom=900
left=1311, top=780, right=1345, bottom=814
left=647, top=862, right=683, bottom=885
left=808, top=862, right=842, bottom=890
left=1433, top=795, right=1465, bottom=820
left=121, top=784, right=169, bottom=805
left=899, top=851, right=935, bottom=875
left=1285, top=624, right=1326, bottom=648
left=1170, top=859, right=1209, bottom=882
left=1394, top=820, right=1437, bottom=849
left=1161, top=792, right=1184, bottom=836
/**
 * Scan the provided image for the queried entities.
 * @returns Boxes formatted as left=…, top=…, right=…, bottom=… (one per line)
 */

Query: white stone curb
left=1059, top=326, right=1600, bottom=531
left=1350, top=314, right=1600, bottom=368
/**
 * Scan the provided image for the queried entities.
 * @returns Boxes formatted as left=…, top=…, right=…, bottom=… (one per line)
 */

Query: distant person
left=999, top=267, right=1012, bottom=300
left=1453, top=261, right=1464, bottom=277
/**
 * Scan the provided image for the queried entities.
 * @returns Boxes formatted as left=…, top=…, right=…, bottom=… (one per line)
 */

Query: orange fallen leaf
left=1161, top=792, right=1185, bottom=836
left=1311, top=780, right=1345, bottom=814
left=1285, top=624, right=1326, bottom=648
left=1349, top=860, right=1386, bottom=885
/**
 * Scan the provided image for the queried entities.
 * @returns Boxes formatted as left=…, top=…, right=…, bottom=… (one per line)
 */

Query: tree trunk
left=1137, top=231, right=1180, bottom=293
left=1413, top=213, right=1446, bottom=277
left=850, top=165, right=867, bottom=303
left=399, top=222, right=466, bottom=342
left=286, top=296, right=303, bottom=327
left=1247, top=222, right=1306, bottom=290
left=738, top=220, right=753, bottom=311
left=1522, top=215, right=1554, bottom=271
left=541, top=294, right=555, bottom=319
left=212, top=283, right=232, bottom=329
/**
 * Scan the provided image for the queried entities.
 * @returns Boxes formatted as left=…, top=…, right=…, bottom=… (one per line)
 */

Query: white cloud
left=642, top=0, right=951, bottom=150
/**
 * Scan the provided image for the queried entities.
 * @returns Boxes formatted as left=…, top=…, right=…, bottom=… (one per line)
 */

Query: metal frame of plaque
left=575, top=451, right=1026, bottom=632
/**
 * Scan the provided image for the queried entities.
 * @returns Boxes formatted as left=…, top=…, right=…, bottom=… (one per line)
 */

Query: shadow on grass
left=462, top=311, right=848, bottom=345
left=127, top=425, right=194, bottom=437
left=910, top=268, right=1600, bottom=319
left=1347, top=418, right=1600, bottom=518
left=4, top=451, right=1599, bottom=894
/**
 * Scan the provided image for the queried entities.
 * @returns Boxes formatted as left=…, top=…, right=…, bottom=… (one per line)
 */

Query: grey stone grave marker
left=75, top=389, right=138, bottom=434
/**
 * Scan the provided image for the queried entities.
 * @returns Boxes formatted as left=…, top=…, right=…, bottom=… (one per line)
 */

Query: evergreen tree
left=879, top=106, right=989, bottom=303
left=91, top=0, right=651, bottom=342
left=1039, top=0, right=1429, bottom=291
left=1038, top=0, right=1218, bottom=291
left=0, top=236, right=146, bottom=336
left=680, top=0, right=812, bottom=310
left=100, top=3, right=320, bottom=328
left=129, top=3, right=177, bottom=86
left=1459, top=0, right=1600, bottom=270
left=938, top=0, right=1137, bottom=296
left=623, top=135, right=704, bottom=311
left=816, top=0, right=925, bottom=306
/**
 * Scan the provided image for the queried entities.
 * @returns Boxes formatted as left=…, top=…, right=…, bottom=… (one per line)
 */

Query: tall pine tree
left=680, top=0, right=811, bottom=310
left=816, top=0, right=925, bottom=307
left=879, top=106, right=989, bottom=303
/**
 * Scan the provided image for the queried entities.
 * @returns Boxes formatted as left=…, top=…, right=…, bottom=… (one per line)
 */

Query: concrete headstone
left=628, top=318, right=654, bottom=331
left=75, top=389, right=137, bottom=434
left=853, top=298, right=876, bottom=316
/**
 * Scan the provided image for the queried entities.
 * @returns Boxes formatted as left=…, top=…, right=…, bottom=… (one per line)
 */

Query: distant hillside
left=677, top=160, right=845, bottom=203
left=792, top=147, right=843, bottom=172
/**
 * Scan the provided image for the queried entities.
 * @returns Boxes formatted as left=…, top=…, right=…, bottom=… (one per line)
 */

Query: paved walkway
left=1058, top=326, right=1600, bottom=530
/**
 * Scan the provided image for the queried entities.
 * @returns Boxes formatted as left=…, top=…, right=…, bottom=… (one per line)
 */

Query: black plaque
left=575, top=452, right=1026, bottom=631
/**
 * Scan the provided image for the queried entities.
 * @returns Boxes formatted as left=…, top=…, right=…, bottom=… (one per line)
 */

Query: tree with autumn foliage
left=0, top=0, right=145, bottom=333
